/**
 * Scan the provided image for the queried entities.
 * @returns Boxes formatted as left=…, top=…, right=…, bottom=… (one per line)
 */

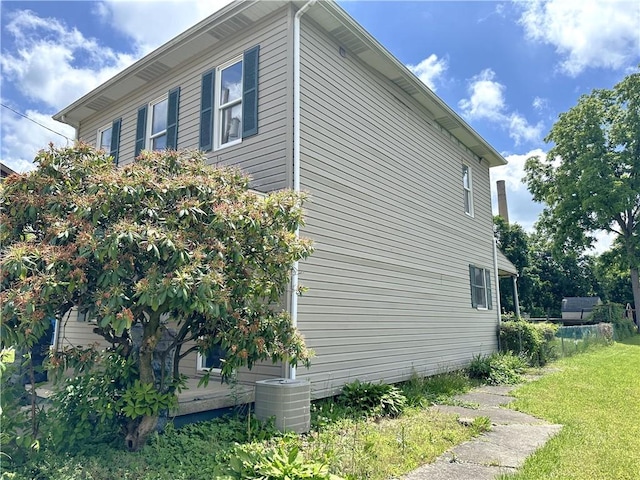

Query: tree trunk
left=124, top=316, right=160, bottom=451
left=630, top=267, right=640, bottom=329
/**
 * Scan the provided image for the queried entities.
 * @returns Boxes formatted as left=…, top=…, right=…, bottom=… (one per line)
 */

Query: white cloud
left=519, top=0, right=640, bottom=76
left=407, top=54, right=448, bottom=91
left=532, top=96, right=548, bottom=112
left=458, top=69, right=505, bottom=121
left=459, top=69, right=543, bottom=146
left=96, top=0, right=234, bottom=53
left=0, top=10, right=136, bottom=110
left=1, top=107, right=76, bottom=173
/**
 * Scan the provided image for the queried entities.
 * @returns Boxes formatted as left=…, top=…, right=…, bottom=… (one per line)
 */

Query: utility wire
left=1, top=102, right=73, bottom=142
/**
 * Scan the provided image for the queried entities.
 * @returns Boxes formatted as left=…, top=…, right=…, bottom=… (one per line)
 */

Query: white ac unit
left=254, top=378, right=311, bottom=433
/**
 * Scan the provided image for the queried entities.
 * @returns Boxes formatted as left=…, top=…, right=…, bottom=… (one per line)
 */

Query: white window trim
left=214, top=55, right=243, bottom=151
left=97, top=124, right=113, bottom=151
left=471, top=266, right=491, bottom=310
left=196, top=352, right=223, bottom=374
left=463, top=163, right=474, bottom=217
left=146, top=94, right=168, bottom=150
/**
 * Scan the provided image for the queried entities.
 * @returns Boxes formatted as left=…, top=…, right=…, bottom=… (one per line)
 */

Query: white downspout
left=290, top=0, right=317, bottom=380
left=493, top=238, right=503, bottom=351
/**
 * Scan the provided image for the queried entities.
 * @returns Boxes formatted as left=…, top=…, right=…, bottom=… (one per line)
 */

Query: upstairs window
left=200, top=45, right=259, bottom=151
left=149, top=96, right=168, bottom=150
left=134, top=87, right=180, bottom=157
left=469, top=265, right=493, bottom=309
left=97, top=118, right=121, bottom=164
left=462, top=164, right=473, bottom=216
left=218, top=58, right=243, bottom=147
left=98, top=125, right=112, bottom=151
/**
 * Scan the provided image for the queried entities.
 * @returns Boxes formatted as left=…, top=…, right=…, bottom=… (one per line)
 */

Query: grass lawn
left=502, top=336, right=640, bottom=480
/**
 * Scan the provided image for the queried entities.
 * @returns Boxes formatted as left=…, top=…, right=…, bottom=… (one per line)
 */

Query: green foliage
left=400, top=371, right=472, bottom=408
left=0, top=350, right=43, bottom=468
left=470, top=416, right=492, bottom=435
left=468, top=352, right=527, bottom=385
left=590, top=303, right=637, bottom=340
left=339, top=380, right=407, bottom=418
left=217, top=443, right=343, bottom=480
left=0, top=144, right=313, bottom=449
left=505, top=337, right=640, bottom=479
left=500, top=320, right=559, bottom=366
left=524, top=70, right=640, bottom=326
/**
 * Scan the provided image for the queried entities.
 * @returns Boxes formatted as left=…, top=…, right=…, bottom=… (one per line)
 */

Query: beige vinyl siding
left=77, top=7, right=291, bottom=192
left=56, top=308, right=111, bottom=351
left=296, top=19, right=498, bottom=398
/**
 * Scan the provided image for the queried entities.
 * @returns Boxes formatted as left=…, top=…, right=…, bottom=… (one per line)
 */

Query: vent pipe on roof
left=290, top=0, right=317, bottom=381
left=497, top=180, right=509, bottom=224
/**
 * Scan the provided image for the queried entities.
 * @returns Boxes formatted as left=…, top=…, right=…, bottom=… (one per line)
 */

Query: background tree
left=594, top=244, right=634, bottom=306
left=0, top=145, right=313, bottom=450
left=525, top=71, right=640, bottom=323
left=493, top=216, right=530, bottom=314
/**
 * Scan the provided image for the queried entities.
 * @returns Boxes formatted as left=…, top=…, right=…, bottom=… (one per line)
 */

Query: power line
left=1, top=102, right=73, bottom=142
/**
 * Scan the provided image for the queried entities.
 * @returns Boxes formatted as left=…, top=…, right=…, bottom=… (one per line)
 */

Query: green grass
left=501, top=336, right=640, bottom=480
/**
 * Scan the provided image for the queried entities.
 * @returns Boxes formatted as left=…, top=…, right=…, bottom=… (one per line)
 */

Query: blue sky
left=1, top=0, right=639, bottom=252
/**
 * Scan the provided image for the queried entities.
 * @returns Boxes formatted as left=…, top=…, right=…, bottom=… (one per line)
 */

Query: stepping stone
left=403, top=459, right=514, bottom=480
left=434, top=405, right=549, bottom=425
left=454, top=391, right=515, bottom=407
left=445, top=424, right=562, bottom=468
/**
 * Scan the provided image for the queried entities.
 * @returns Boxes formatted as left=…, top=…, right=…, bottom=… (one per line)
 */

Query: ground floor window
left=470, top=265, right=493, bottom=309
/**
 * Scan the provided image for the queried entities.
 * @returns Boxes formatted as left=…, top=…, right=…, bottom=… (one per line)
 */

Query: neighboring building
left=561, top=297, right=602, bottom=323
left=1, top=162, right=16, bottom=180
left=53, top=0, right=517, bottom=413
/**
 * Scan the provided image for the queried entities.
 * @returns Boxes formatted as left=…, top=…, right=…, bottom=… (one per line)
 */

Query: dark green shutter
left=109, top=118, right=121, bottom=165
left=134, top=105, right=148, bottom=157
left=242, top=45, right=259, bottom=138
left=469, top=265, right=477, bottom=308
left=199, top=70, right=215, bottom=151
left=166, top=87, right=180, bottom=150
left=485, top=269, right=493, bottom=310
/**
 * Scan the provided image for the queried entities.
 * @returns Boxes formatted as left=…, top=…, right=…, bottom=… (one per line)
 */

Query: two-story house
left=53, top=0, right=517, bottom=416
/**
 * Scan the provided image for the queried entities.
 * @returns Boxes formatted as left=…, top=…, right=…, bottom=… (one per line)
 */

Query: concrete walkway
left=403, top=385, right=562, bottom=480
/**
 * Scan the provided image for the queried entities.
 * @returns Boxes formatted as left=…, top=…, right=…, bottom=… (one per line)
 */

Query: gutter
left=289, top=0, right=317, bottom=381
left=493, top=238, right=502, bottom=351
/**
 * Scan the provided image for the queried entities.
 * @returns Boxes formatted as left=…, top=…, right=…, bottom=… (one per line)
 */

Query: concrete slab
left=403, top=459, right=514, bottom=480
left=474, top=385, right=518, bottom=396
left=433, top=405, right=549, bottom=425
left=445, top=424, right=562, bottom=468
left=455, top=391, right=515, bottom=407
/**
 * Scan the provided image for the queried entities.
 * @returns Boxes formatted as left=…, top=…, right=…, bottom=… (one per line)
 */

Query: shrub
left=339, top=380, right=407, bottom=418
left=217, top=443, right=344, bottom=480
left=500, top=320, right=559, bottom=366
left=468, top=352, right=527, bottom=385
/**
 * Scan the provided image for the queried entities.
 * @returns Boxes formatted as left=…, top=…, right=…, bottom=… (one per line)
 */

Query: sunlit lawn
left=502, top=335, right=640, bottom=480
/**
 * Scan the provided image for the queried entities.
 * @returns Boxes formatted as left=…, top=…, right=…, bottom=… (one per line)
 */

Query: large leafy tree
left=0, top=145, right=313, bottom=450
left=525, top=71, right=640, bottom=323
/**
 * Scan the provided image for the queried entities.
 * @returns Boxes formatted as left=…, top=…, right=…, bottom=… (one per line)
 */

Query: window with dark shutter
left=242, top=45, right=259, bottom=138
left=200, top=70, right=215, bottom=151
left=110, top=118, right=121, bottom=165
left=135, top=105, right=148, bottom=157
left=166, top=87, right=180, bottom=149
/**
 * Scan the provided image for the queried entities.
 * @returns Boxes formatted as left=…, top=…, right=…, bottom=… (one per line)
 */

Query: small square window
left=462, top=164, right=473, bottom=216
left=197, top=344, right=226, bottom=373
